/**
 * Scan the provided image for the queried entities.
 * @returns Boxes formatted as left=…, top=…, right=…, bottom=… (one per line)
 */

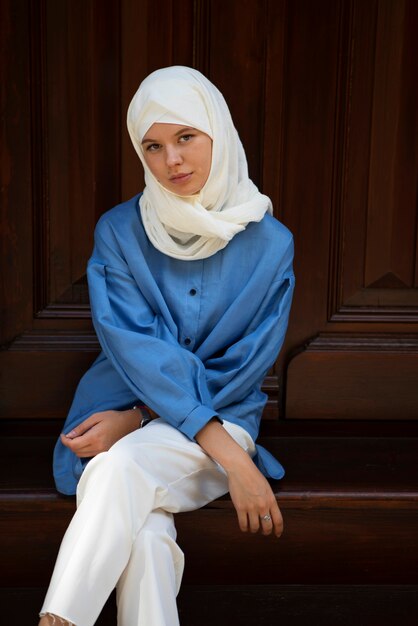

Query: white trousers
left=40, top=419, right=255, bottom=626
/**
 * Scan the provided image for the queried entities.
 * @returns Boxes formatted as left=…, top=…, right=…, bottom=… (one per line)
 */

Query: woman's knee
left=76, top=447, right=144, bottom=504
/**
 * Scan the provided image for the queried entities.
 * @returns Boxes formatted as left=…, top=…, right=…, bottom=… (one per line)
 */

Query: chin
left=172, top=186, right=201, bottom=197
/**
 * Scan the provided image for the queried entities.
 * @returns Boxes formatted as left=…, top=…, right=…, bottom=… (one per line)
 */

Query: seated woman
left=39, top=65, right=295, bottom=626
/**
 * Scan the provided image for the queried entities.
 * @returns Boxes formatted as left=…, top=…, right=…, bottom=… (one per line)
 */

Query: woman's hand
left=226, top=455, right=283, bottom=537
left=60, top=409, right=141, bottom=457
left=195, top=419, right=283, bottom=537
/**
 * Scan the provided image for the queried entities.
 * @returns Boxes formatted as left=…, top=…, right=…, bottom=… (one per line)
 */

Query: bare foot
left=38, top=615, right=74, bottom=625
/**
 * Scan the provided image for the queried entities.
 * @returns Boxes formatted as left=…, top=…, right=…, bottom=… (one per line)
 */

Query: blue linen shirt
left=53, top=193, right=295, bottom=495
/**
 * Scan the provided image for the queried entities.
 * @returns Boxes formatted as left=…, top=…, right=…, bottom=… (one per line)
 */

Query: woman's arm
left=195, top=418, right=283, bottom=537
left=61, top=407, right=283, bottom=537
left=60, top=408, right=141, bottom=457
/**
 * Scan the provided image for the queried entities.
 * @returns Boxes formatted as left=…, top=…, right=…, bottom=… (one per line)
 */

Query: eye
left=145, top=143, right=161, bottom=152
left=179, top=134, right=194, bottom=143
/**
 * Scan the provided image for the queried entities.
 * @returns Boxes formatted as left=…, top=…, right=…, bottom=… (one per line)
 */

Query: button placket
left=182, top=261, right=204, bottom=349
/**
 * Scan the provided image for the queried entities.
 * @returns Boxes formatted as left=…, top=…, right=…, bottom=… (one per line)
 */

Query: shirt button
left=184, top=337, right=192, bottom=346
left=189, top=288, right=197, bottom=296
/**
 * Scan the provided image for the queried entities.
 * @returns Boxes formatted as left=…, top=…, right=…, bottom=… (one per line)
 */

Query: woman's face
left=141, top=123, right=212, bottom=196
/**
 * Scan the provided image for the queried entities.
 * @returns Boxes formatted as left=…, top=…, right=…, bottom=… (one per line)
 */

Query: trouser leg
left=116, top=510, right=183, bottom=626
left=40, top=419, right=255, bottom=626
left=40, top=446, right=161, bottom=626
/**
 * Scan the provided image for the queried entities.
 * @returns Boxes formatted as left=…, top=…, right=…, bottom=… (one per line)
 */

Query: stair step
left=1, top=436, right=417, bottom=586
left=2, top=585, right=418, bottom=626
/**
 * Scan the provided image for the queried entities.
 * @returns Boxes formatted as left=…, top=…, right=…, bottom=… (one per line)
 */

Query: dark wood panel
left=286, top=337, right=418, bottom=420
left=279, top=0, right=342, bottom=346
left=43, top=0, right=120, bottom=310
left=364, top=0, right=417, bottom=291
left=120, top=0, right=149, bottom=200
left=209, top=0, right=267, bottom=187
left=263, top=0, right=286, bottom=218
left=0, top=1, right=123, bottom=420
left=146, top=0, right=194, bottom=73
left=281, top=0, right=418, bottom=418
left=0, top=351, right=97, bottom=418
left=0, top=0, right=33, bottom=344
left=1, top=0, right=417, bottom=424
left=333, top=0, right=374, bottom=319
left=120, top=0, right=194, bottom=201
left=333, top=0, right=418, bottom=320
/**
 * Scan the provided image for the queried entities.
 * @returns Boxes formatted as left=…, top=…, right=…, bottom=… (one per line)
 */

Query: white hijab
left=127, top=66, right=272, bottom=261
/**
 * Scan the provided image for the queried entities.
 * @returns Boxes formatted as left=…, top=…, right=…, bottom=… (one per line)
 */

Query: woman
left=39, top=65, right=295, bottom=626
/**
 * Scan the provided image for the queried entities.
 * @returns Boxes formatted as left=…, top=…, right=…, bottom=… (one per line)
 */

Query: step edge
left=2, top=490, right=418, bottom=511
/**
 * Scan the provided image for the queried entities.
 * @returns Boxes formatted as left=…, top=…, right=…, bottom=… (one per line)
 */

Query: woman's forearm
left=195, top=418, right=254, bottom=473
left=195, top=418, right=283, bottom=537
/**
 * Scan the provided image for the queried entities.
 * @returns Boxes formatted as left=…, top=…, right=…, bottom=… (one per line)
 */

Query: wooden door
left=1, top=0, right=417, bottom=429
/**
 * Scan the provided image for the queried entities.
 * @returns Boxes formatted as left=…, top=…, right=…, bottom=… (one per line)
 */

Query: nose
left=165, top=145, right=183, bottom=168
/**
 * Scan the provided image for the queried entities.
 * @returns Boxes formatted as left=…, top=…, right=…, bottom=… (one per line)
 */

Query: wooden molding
left=35, top=304, right=91, bottom=319
left=294, top=333, right=418, bottom=353
left=30, top=0, right=49, bottom=317
left=193, top=0, right=211, bottom=74
left=7, top=330, right=99, bottom=352
left=330, top=307, right=418, bottom=323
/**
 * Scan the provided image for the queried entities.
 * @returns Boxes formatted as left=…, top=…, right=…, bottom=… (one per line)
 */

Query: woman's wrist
left=222, top=447, right=255, bottom=475
left=195, top=418, right=253, bottom=473
left=132, top=404, right=154, bottom=428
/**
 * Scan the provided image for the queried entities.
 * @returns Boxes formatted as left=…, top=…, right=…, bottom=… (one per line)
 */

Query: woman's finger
left=64, top=414, right=99, bottom=439
left=270, top=502, right=284, bottom=538
left=248, top=511, right=260, bottom=534
left=260, top=511, right=274, bottom=536
left=60, top=432, right=95, bottom=456
left=237, top=510, right=249, bottom=533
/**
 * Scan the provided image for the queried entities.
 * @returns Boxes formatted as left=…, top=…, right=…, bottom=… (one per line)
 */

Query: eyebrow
left=141, top=127, right=195, bottom=144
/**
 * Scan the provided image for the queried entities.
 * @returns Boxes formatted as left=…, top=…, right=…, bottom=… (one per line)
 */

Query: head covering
left=127, top=66, right=272, bottom=260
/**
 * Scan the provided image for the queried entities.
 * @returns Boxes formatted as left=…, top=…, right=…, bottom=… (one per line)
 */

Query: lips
left=169, top=172, right=193, bottom=183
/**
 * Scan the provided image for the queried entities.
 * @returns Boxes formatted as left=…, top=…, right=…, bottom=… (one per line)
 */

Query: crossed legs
left=39, top=419, right=254, bottom=626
